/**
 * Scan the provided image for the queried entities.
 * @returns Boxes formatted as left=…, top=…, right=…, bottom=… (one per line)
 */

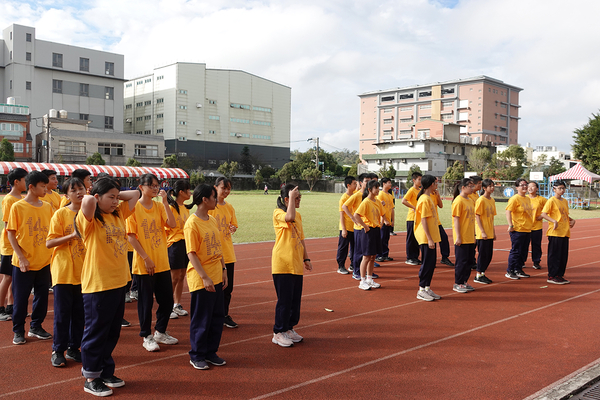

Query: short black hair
left=71, top=169, right=92, bottom=180
left=412, top=172, right=423, bottom=180
left=41, top=169, right=57, bottom=178
left=8, top=168, right=27, bottom=185
left=344, top=176, right=356, bottom=188
left=471, top=176, right=483, bottom=183
left=381, top=177, right=391, bottom=185
left=552, top=180, right=566, bottom=188
left=367, top=173, right=378, bottom=180
left=357, top=173, right=367, bottom=182
left=26, top=171, right=49, bottom=188
left=515, top=178, right=528, bottom=187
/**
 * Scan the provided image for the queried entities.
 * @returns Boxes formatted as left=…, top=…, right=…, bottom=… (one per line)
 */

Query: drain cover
left=572, top=381, right=600, bottom=400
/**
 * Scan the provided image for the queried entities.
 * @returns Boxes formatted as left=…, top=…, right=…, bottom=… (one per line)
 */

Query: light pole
left=307, top=137, right=320, bottom=170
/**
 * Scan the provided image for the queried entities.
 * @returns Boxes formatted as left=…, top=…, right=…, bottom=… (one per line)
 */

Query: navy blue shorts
left=168, top=240, right=188, bottom=270
left=0, top=255, right=13, bottom=276
left=362, top=227, right=383, bottom=256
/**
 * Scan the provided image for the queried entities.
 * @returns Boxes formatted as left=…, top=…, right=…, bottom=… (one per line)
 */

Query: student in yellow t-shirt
left=60, top=169, right=92, bottom=208
left=41, top=169, right=62, bottom=214
left=208, top=177, right=239, bottom=329
left=271, top=184, right=312, bottom=348
left=401, top=172, right=422, bottom=265
left=46, top=178, right=87, bottom=368
left=76, top=177, right=139, bottom=396
left=474, top=179, right=497, bottom=285
left=527, top=181, right=547, bottom=270
left=127, top=173, right=177, bottom=352
left=184, top=184, right=228, bottom=369
left=336, top=176, right=357, bottom=275
left=414, top=175, right=442, bottom=302
left=7, top=171, right=54, bottom=344
left=505, top=178, right=534, bottom=280
left=165, top=180, right=192, bottom=319
left=376, top=178, right=395, bottom=262
left=342, top=173, right=370, bottom=280
left=430, top=180, right=454, bottom=267
left=540, top=180, right=575, bottom=284
left=467, top=176, right=483, bottom=270
left=0, top=167, right=27, bottom=321
left=451, top=178, right=475, bottom=293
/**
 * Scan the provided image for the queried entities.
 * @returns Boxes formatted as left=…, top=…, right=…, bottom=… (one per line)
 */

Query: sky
left=2, top=0, right=599, bottom=154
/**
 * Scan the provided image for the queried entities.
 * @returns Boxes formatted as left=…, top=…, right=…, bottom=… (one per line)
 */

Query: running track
left=2, top=219, right=600, bottom=399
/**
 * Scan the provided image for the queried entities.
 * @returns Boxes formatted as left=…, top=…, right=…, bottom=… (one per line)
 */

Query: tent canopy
left=549, top=163, right=600, bottom=184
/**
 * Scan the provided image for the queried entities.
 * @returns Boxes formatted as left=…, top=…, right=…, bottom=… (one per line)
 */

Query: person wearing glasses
left=505, top=178, right=534, bottom=280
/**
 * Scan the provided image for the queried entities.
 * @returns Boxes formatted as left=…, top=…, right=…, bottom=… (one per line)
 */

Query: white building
left=123, top=63, right=291, bottom=169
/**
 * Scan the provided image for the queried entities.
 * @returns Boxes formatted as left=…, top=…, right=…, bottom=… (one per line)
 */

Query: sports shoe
left=416, top=259, right=422, bottom=264
left=348, top=265, right=354, bottom=272
left=532, top=263, right=542, bottom=270
left=66, top=348, right=82, bottom=362
left=272, top=332, right=293, bottom=347
left=154, top=331, right=178, bottom=345
left=474, top=275, right=493, bottom=284
left=337, top=267, right=349, bottom=275
left=505, top=271, right=520, bottom=280
left=352, top=274, right=361, bottom=281
left=375, top=257, right=386, bottom=262
left=223, top=315, right=238, bottom=328
left=190, top=359, right=209, bottom=370
left=405, top=259, right=420, bottom=265
left=367, top=279, right=381, bottom=289
left=5, top=304, right=13, bottom=315
left=426, top=289, right=441, bottom=300
left=440, top=257, right=454, bottom=267
left=358, top=281, right=371, bottom=290
left=84, top=378, right=113, bottom=397
left=464, top=283, right=475, bottom=292
left=173, top=304, right=188, bottom=316
left=143, top=335, right=160, bottom=352
left=548, top=276, right=569, bottom=285
left=102, top=376, right=125, bottom=388
left=51, top=351, right=66, bottom=367
left=371, top=273, right=379, bottom=279
left=452, top=284, right=468, bottom=293
left=206, top=354, right=227, bottom=366
left=516, top=270, right=530, bottom=278
left=13, top=332, right=25, bottom=345
left=374, top=262, right=380, bottom=267
left=417, top=290, right=435, bottom=301
left=286, top=329, right=304, bottom=343
left=129, top=290, right=138, bottom=300
left=169, top=311, right=179, bottom=319
left=559, top=277, right=570, bottom=284
left=0, top=311, right=11, bottom=321
left=28, top=326, right=52, bottom=340
left=121, top=318, right=131, bottom=327
left=385, top=256, right=394, bottom=261
left=124, top=292, right=132, bottom=303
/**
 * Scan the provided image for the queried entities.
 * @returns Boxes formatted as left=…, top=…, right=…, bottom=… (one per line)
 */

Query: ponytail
left=453, top=178, right=473, bottom=200
left=417, top=175, right=436, bottom=201
left=167, top=179, right=191, bottom=214
left=277, top=183, right=297, bottom=211
left=189, top=184, right=217, bottom=209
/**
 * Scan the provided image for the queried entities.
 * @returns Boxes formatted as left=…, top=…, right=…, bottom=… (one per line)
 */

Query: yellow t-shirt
left=48, top=207, right=86, bottom=285
left=1, top=194, right=23, bottom=255
left=338, top=192, right=354, bottom=232
left=76, top=202, right=133, bottom=293
left=355, top=197, right=384, bottom=228
left=42, top=190, right=62, bottom=214
left=414, top=194, right=441, bottom=245
left=59, top=195, right=69, bottom=208
left=451, top=195, right=475, bottom=245
left=8, top=200, right=53, bottom=271
left=344, top=191, right=364, bottom=231
left=542, top=197, right=570, bottom=238
left=468, top=192, right=479, bottom=204
left=208, top=201, right=238, bottom=264
left=403, top=186, right=419, bottom=221
left=271, top=208, right=305, bottom=275
left=165, top=205, right=190, bottom=247
left=127, top=201, right=170, bottom=275
left=377, top=191, right=394, bottom=222
left=184, top=214, right=224, bottom=291
left=506, top=195, right=533, bottom=233
left=475, top=196, right=497, bottom=240
left=528, top=195, right=548, bottom=231
left=430, top=192, right=443, bottom=226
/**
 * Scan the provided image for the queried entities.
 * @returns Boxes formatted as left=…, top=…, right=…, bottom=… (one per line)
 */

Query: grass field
left=5, top=192, right=599, bottom=244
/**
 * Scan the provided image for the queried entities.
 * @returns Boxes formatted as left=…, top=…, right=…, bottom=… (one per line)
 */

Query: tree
left=443, top=161, right=464, bottom=182
left=259, top=165, right=276, bottom=179
left=189, top=172, right=205, bottom=188
left=546, top=156, right=567, bottom=177
left=406, top=164, right=423, bottom=188
left=254, top=169, right=263, bottom=189
left=239, top=146, right=253, bottom=174
left=331, top=149, right=360, bottom=166
left=276, top=162, right=296, bottom=184
left=467, top=147, right=491, bottom=174
left=347, top=164, right=358, bottom=178
left=302, top=167, right=322, bottom=191
left=573, top=111, right=600, bottom=173
left=126, top=158, right=142, bottom=167
left=496, top=145, right=526, bottom=180
left=379, top=165, right=396, bottom=180
left=86, top=152, right=105, bottom=165
left=0, top=139, right=14, bottom=162
left=178, top=156, right=193, bottom=171
left=217, top=161, right=238, bottom=179
left=162, top=155, right=178, bottom=168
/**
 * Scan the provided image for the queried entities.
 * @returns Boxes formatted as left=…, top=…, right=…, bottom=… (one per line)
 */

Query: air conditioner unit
left=196, top=130, right=202, bottom=135
left=236, top=133, right=242, bottom=137
left=196, top=103, right=202, bottom=108
left=401, top=159, right=407, bottom=163
left=408, top=141, right=414, bottom=147
left=126, top=118, right=132, bottom=123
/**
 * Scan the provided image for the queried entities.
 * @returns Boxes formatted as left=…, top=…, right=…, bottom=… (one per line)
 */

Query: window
left=500, top=103, right=507, bottom=109
left=144, top=101, right=151, bottom=106
left=9, top=51, right=12, bottom=60
left=230, top=118, right=250, bottom=124
left=9, top=32, right=12, bottom=40
left=209, top=130, right=216, bottom=134
left=80, top=58, right=89, bottom=72
left=59, top=140, right=86, bottom=154
left=156, top=113, right=163, bottom=118
left=383, top=109, right=393, bottom=113
left=178, top=90, right=187, bottom=94
left=136, top=81, right=143, bottom=85
left=144, top=115, right=151, bottom=120
left=419, top=116, right=431, bottom=121
left=209, top=115, right=220, bottom=121
left=26, top=33, right=32, bottom=42
left=208, top=160, right=217, bottom=165
left=208, top=100, right=216, bottom=105
left=179, top=105, right=187, bottom=110
left=252, top=106, right=271, bottom=112
left=156, top=98, right=164, bottom=104
left=105, top=87, right=114, bottom=100
left=156, top=129, right=163, bottom=134
left=419, top=104, right=432, bottom=110
left=26, top=52, right=31, bottom=61
left=230, top=103, right=250, bottom=110
left=381, top=96, right=394, bottom=102
left=136, top=131, right=142, bottom=135
left=442, top=101, right=453, bottom=107
left=400, top=106, right=412, bottom=111
left=442, top=88, right=455, bottom=94
left=52, top=80, right=62, bottom=94
left=383, top=119, right=393, bottom=124
left=125, top=104, right=132, bottom=109
left=136, top=117, right=143, bottom=122
left=400, top=118, right=413, bottom=123
left=9, top=80, right=12, bottom=90
left=419, top=91, right=432, bottom=98
left=442, top=114, right=453, bottom=120
left=136, top=102, right=143, bottom=107
left=179, top=121, right=187, bottom=125
left=135, top=144, right=158, bottom=157
left=98, top=142, right=123, bottom=155
left=105, top=116, right=114, bottom=129
left=52, top=53, right=63, bottom=68
left=105, top=62, right=114, bottom=76
left=144, top=130, right=151, bottom=135
left=13, top=143, right=24, bottom=153
left=399, top=93, right=414, bottom=100
left=144, top=78, right=151, bottom=83
left=80, top=84, right=89, bottom=97
left=26, top=81, right=31, bottom=90
left=156, top=75, right=164, bottom=80
left=252, top=120, right=271, bottom=126
left=79, top=114, right=89, bottom=120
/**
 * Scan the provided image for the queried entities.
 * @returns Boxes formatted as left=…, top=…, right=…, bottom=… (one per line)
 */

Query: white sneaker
left=272, top=332, right=293, bottom=347
left=169, top=311, right=179, bottom=319
left=172, top=304, right=188, bottom=316
left=417, top=290, right=435, bottom=301
left=154, top=331, right=178, bottom=345
left=143, top=335, right=160, bottom=352
left=426, top=289, right=441, bottom=300
left=286, top=329, right=303, bottom=343
left=367, top=279, right=381, bottom=289
left=358, top=281, right=371, bottom=290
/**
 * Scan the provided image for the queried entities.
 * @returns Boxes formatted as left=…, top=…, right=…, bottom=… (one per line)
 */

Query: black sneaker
left=516, top=270, right=530, bottom=278
left=505, top=271, right=520, bottom=280
left=5, top=304, right=13, bottom=315
left=371, top=273, right=379, bottom=279
left=66, top=348, right=82, bottom=362
left=102, top=375, right=125, bottom=388
left=337, top=267, right=349, bottom=275
left=440, top=258, right=455, bottom=267
left=223, top=315, right=238, bottom=329
left=206, top=354, right=226, bottom=366
left=190, top=359, right=209, bottom=370
left=13, top=332, right=25, bottom=345
left=51, top=351, right=67, bottom=367
left=28, top=326, right=52, bottom=340
left=532, top=263, right=542, bottom=270
left=374, top=262, right=380, bottom=267
left=474, top=275, right=493, bottom=284
left=84, top=378, right=113, bottom=397
left=384, top=256, right=394, bottom=261
left=348, top=265, right=354, bottom=272
left=375, top=257, right=386, bottom=262
left=121, top=318, right=131, bottom=327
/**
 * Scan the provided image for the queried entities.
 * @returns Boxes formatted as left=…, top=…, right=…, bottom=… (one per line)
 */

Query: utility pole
left=307, top=137, right=320, bottom=170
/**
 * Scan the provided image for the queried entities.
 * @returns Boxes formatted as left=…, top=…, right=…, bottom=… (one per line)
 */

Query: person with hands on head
left=451, top=178, right=476, bottom=293
left=60, top=169, right=93, bottom=208
left=184, top=184, right=228, bottom=370
left=271, top=184, right=312, bottom=347
left=505, top=178, right=534, bottom=280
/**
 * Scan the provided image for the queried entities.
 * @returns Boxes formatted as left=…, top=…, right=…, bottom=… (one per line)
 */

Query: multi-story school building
left=0, top=99, right=33, bottom=161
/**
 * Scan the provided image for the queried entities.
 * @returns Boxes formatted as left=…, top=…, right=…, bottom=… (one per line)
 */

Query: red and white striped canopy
left=549, top=163, right=600, bottom=184
left=0, top=162, right=188, bottom=179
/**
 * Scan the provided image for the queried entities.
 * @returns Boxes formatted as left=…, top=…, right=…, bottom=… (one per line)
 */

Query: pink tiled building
left=358, top=76, right=522, bottom=160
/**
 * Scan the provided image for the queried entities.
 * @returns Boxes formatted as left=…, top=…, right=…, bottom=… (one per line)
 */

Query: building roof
left=362, top=152, right=428, bottom=160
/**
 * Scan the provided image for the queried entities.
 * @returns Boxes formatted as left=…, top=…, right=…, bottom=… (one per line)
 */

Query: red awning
left=549, top=163, right=600, bottom=184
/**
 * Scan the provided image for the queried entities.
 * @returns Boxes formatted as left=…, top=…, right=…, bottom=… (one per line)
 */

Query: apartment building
left=358, top=76, right=522, bottom=160
left=123, top=63, right=291, bottom=169
left=0, top=98, right=33, bottom=160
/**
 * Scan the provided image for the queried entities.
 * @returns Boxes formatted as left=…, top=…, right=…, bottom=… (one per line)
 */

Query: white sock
left=366, top=275, right=373, bottom=282
left=419, top=287, right=426, bottom=292
left=425, top=286, right=430, bottom=291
